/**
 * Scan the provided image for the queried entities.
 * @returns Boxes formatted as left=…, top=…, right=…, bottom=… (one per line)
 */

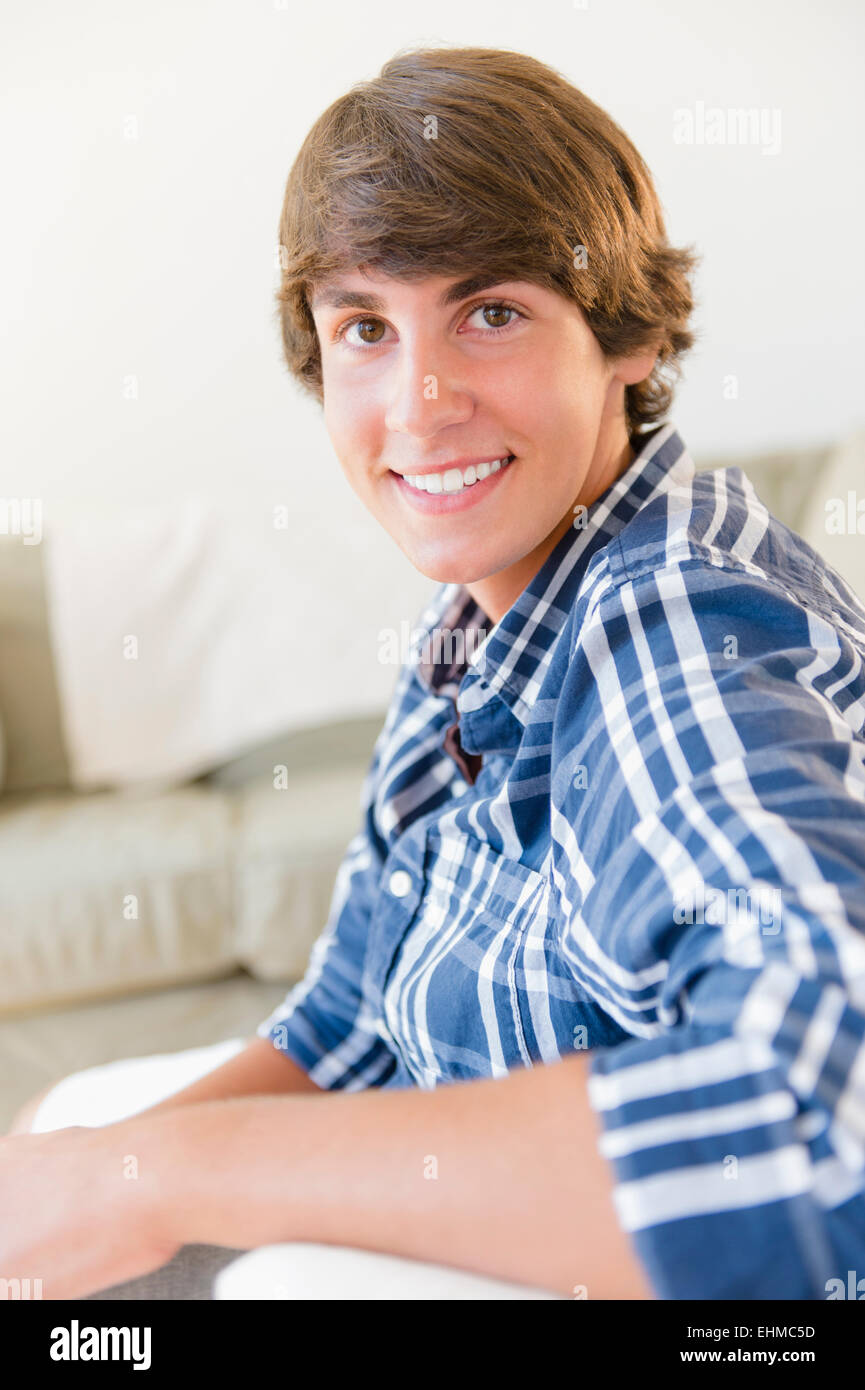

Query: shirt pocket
left=373, top=824, right=560, bottom=1085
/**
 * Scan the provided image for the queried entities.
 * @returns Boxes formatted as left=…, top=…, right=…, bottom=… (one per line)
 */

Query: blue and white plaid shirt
left=258, top=421, right=865, bottom=1299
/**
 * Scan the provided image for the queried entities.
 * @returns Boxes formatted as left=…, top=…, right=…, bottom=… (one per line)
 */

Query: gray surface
left=82, top=1244, right=246, bottom=1301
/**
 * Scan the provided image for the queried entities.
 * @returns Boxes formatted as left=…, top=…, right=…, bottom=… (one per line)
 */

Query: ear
left=614, top=345, right=661, bottom=388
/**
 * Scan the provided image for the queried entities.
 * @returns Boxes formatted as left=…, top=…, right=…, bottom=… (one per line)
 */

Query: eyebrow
left=309, top=273, right=522, bottom=313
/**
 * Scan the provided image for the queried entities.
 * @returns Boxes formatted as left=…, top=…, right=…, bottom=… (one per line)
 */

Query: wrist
left=109, top=1106, right=201, bottom=1249
left=116, top=1095, right=309, bottom=1252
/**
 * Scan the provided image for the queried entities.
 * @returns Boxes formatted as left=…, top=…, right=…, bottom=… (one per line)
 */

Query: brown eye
left=347, top=318, right=385, bottom=344
left=481, top=304, right=513, bottom=328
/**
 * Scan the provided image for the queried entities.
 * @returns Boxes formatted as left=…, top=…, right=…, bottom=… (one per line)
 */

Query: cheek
left=494, top=346, right=594, bottom=434
left=543, top=370, right=607, bottom=447
left=503, top=371, right=585, bottom=451
left=323, top=383, right=371, bottom=461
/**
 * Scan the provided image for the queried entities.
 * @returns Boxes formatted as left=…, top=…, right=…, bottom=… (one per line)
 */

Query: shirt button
left=388, top=869, right=412, bottom=898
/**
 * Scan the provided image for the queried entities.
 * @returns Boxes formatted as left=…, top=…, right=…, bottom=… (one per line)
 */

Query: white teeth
left=404, top=456, right=512, bottom=492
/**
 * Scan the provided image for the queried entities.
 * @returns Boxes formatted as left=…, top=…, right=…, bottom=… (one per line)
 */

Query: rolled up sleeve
left=587, top=994, right=865, bottom=1299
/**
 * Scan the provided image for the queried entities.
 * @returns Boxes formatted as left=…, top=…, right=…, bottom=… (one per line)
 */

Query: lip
left=389, top=455, right=516, bottom=514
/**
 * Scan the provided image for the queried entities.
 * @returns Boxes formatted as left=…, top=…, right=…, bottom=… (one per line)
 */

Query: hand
left=0, top=1123, right=182, bottom=1299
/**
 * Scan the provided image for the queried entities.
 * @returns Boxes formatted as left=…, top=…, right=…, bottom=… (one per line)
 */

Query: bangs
left=286, top=88, right=578, bottom=299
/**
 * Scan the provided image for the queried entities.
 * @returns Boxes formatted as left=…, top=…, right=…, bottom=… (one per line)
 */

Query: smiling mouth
left=389, top=454, right=516, bottom=495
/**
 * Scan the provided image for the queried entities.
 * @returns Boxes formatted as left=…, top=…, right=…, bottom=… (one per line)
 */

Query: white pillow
left=41, top=497, right=432, bottom=790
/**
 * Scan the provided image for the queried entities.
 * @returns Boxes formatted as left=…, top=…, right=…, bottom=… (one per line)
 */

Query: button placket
left=364, top=830, right=426, bottom=1015
left=370, top=834, right=437, bottom=1084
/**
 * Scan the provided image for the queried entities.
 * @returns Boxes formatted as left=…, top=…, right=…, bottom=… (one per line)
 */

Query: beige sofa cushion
left=0, top=535, right=70, bottom=792
left=232, top=762, right=369, bottom=980
left=695, top=432, right=865, bottom=611
left=795, top=428, right=865, bottom=608
left=0, top=785, right=237, bottom=1013
left=0, top=756, right=369, bottom=1015
left=694, top=440, right=834, bottom=537
left=0, top=974, right=291, bottom=1133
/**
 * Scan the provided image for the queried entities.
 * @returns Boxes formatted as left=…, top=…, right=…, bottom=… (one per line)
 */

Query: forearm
left=126, top=1051, right=653, bottom=1298
left=133, top=1037, right=321, bottom=1118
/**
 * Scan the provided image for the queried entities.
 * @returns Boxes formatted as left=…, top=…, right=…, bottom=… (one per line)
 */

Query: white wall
left=2, top=0, right=862, bottom=574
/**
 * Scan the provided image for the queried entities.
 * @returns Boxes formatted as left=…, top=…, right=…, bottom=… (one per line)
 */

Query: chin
left=399, top=542, right=501, bottom=587
left=403, top=558, right=468, bottom=586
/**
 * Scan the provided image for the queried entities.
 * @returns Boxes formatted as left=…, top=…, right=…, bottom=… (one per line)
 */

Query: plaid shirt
left=257, top=421, right=865, bottom=1299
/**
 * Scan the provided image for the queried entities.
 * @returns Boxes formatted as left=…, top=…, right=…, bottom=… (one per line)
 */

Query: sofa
left=2, top=425, right=864, bottom=1137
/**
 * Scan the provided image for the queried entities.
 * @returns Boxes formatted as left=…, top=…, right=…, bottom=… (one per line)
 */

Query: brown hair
left=274, top=45, right=699, bottom=436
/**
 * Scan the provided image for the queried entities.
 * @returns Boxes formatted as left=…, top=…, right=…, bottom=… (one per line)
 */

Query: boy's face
left=310, top=269, right=656, bottom=624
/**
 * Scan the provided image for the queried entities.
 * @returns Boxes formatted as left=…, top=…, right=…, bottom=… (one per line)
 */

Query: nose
left=384, top=337, right=474, bottom=438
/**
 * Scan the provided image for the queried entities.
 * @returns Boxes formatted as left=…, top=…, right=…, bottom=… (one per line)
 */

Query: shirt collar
left=412, top=421, right=696, bottom=740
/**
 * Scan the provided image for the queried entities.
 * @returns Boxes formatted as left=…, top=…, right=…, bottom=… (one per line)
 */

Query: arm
left=115, top=1049, right=654, bottom=1298
left=132, top=1037, right=322, bottom=1117
left=548, top=558, right=865, bottom=1299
